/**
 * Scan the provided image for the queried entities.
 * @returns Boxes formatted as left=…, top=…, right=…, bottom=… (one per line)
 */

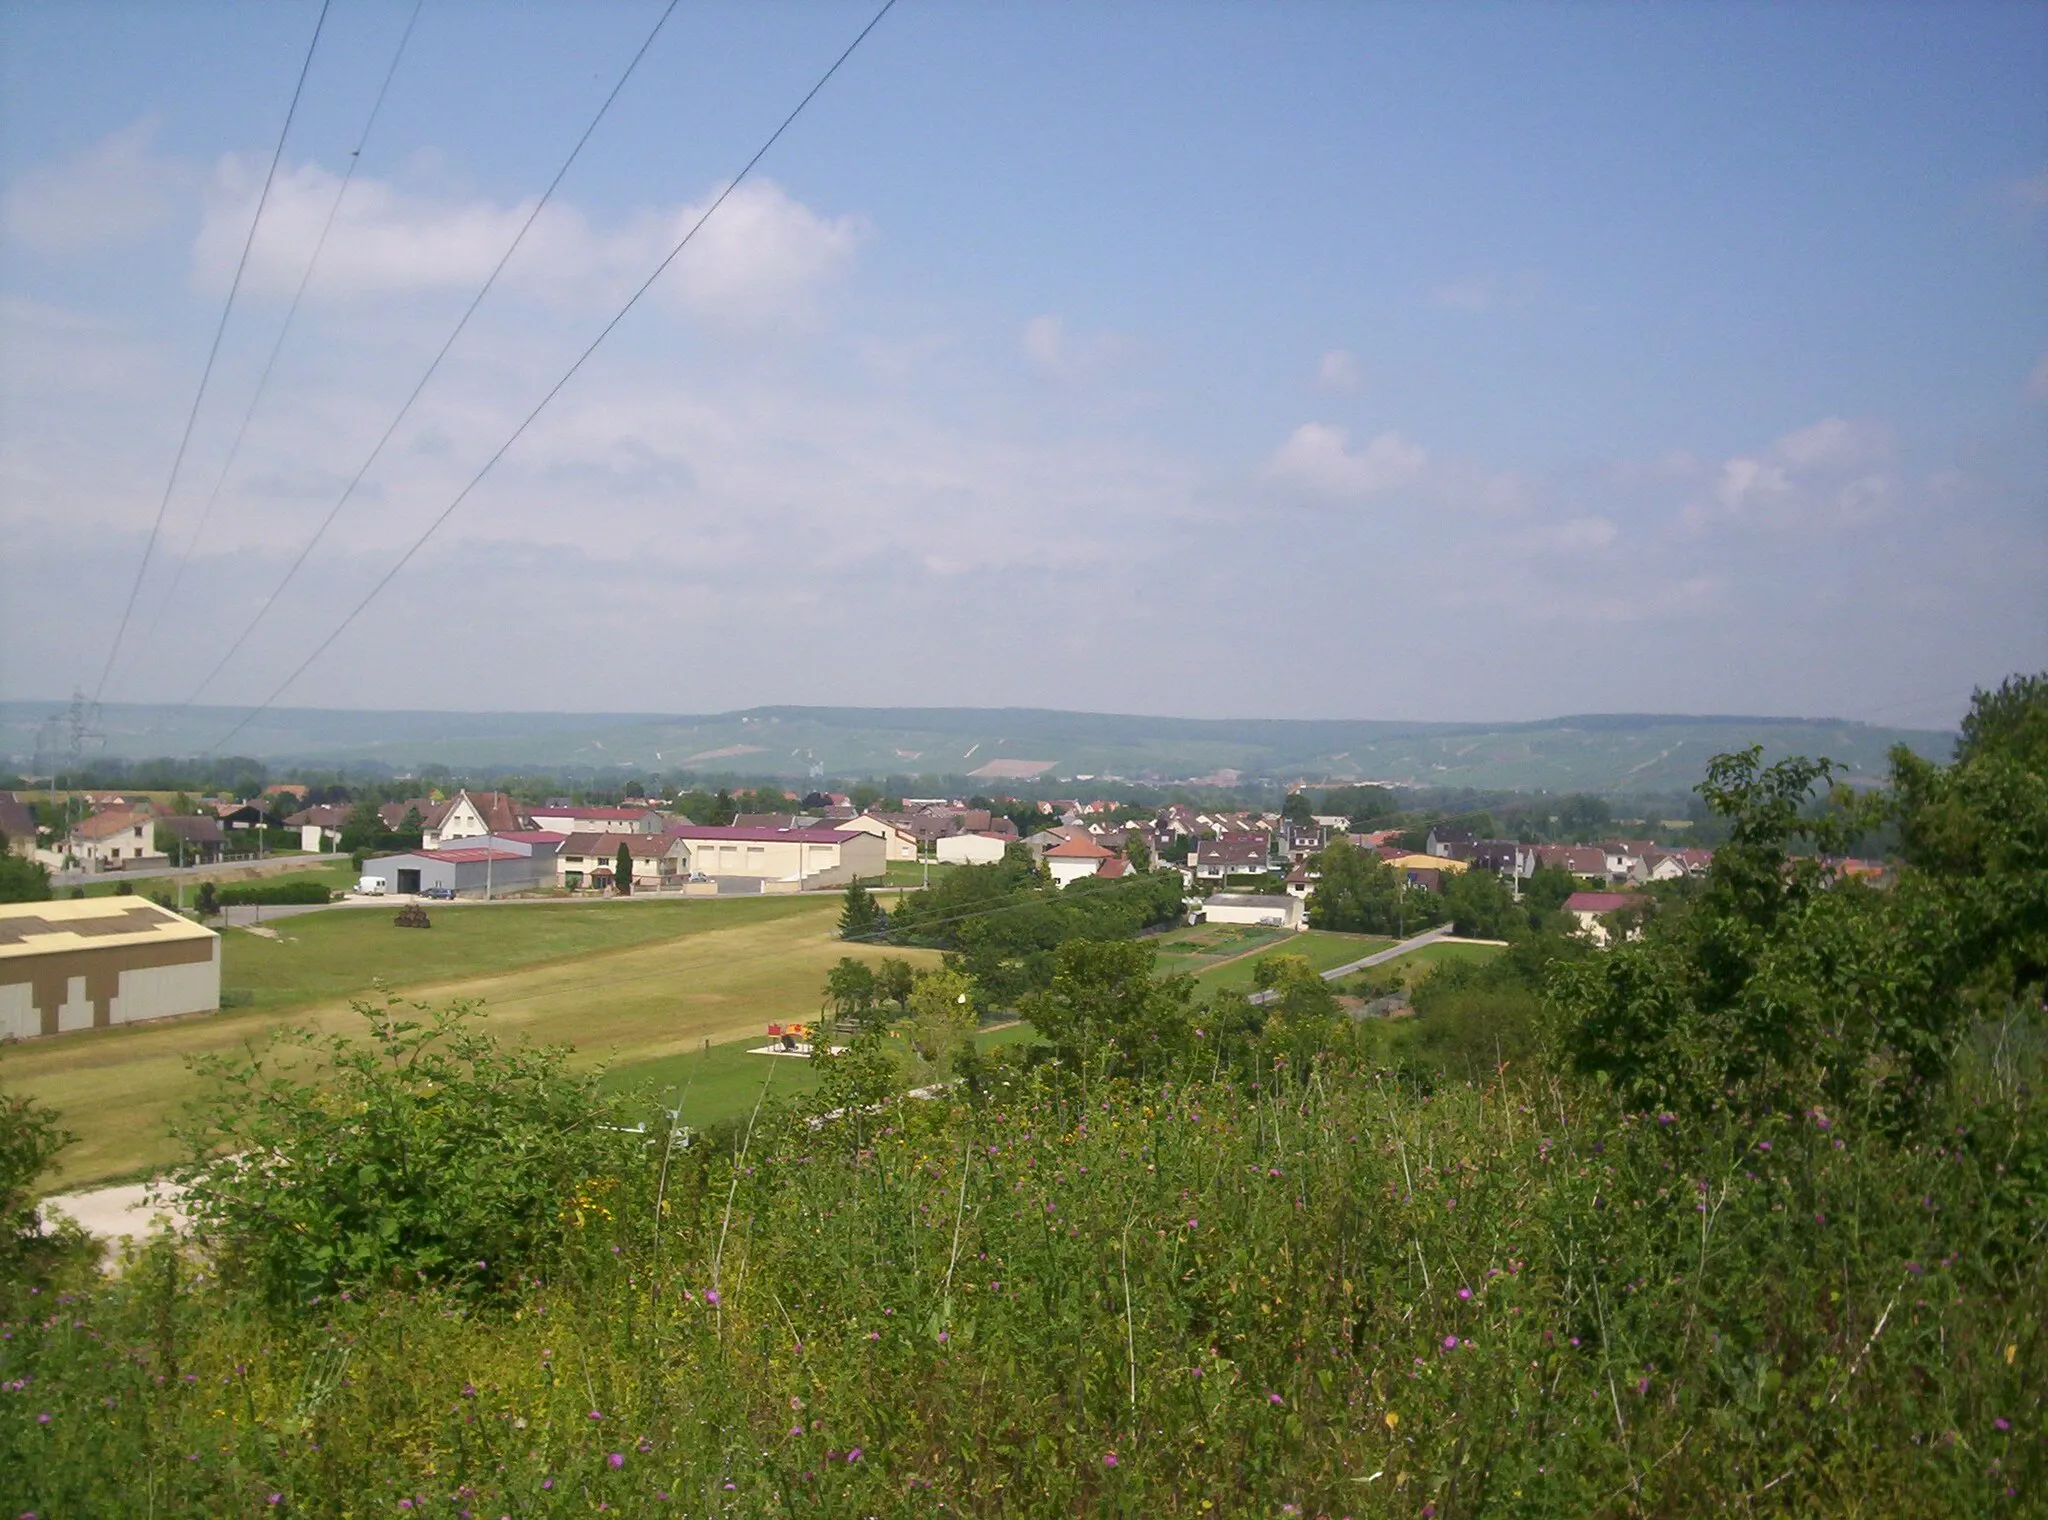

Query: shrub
left=212, top=877, right=335, bottom=907
left=173, top=998, right=640, bottom=1304
left=0, top=1080, right=85, bottom=1282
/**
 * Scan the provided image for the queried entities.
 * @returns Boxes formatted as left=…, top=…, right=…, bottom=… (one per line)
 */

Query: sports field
left=9, top=896, right=937, bottom=1188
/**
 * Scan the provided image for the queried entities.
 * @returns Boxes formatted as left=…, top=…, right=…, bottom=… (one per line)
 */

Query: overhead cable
left=142, top=0, right=429, bottom=651
left=207, top=0, right=901, bottom=755
left=180, top=0, right=685, bottom=711
left=91, top=0, right=334, bottom=707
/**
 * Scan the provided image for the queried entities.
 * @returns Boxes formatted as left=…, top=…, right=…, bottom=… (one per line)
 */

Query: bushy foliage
left=0, top=1079, right=88, bottom=1282
left=172, top=999, right=640, bottom=1305
left=1556, top=679, right=2047, bottom=1132
left=886, top=858, right=1184, bottom=1005
left=9, top=1042, right=2039, bottom=1516
left=1021, top=939, right=1199, bottom=1078
left=0, top=845, right=51, bottom=903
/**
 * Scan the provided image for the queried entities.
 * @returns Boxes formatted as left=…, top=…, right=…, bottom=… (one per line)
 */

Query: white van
left=356, top=875, right=388, bottom=896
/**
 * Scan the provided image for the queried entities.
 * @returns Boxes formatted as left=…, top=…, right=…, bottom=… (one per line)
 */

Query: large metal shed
left=0, top=898, right=220, bottom=1040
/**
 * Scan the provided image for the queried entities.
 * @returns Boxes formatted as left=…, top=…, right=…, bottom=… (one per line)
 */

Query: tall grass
left=6, top=1036, right=2039, bottom=1516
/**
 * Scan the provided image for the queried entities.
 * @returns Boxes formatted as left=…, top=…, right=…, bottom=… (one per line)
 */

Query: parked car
left=422, top=885, right=456, bottom=900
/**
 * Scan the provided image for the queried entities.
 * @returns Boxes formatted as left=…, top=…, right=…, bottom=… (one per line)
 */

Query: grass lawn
left=15, top=896, right=938, bottom=1189
left=1146, top=922, right=1291, bottom=973
left=1194, top=929, right=1395, bottom=993
left=599, top=1023, right=1038, bottom=1130
left=881, top=859, right=959, bottom=886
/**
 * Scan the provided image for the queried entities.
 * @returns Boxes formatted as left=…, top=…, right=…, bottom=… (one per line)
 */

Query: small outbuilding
left=1200, top=893, right=1304, bottom=931
left=936, top=831, right=1011, bottom=866
left=0, top=898, right=220, bottom=1040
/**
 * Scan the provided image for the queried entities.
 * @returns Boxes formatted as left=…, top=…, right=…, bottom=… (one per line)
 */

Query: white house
left=1201, top=893, right=1304, bottom=930
left=554, top=833, right=691, bottom=892
left=423, top=791, right=531, bottom=849
left=64, top=809, right=163, bottom=873
left=1564, top=891, right=1637, bottom=946
left=937, top=831, right=1010, bottom=866
left=1043, top=834, right=1114, bottom=887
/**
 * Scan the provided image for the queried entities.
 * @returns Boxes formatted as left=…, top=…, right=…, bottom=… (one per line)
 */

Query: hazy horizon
left=3, top=3, right=2043, bottom=731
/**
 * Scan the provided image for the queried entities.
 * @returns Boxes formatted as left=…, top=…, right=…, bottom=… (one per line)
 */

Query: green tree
left=839, top=881, right=882, bottom=939
left=1307, top=838, right=1402, bottom=935
left=338, top=800, right=383, bottom=854
left=1442, top=865, right=1519, bottom=939
left=822, top=957, right=879, bottom=1023
left=711, top=789, right=737, bottom=826
left=1021, top=939, right=1195, bottom=1077
left=0, top=1073, right=84, bottom=1280
left=903, top=966, right=979, bottom=1077
left=0, top=842, right=51, bottom=904
left=1552, top=739, right=1998, bottom=1131
left=613, top=840, right=633, bottom=895
left=1282, top=793, right=1315, bottom=826
left=196, top=880, right=219, bottom=918
left=873, top=956, right=916, bottom=1018
left=1124, top=832, right=1152, bottom=873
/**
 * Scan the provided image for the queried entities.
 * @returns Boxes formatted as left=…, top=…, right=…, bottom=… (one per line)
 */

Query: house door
left=398, top=868, right=422, bottom=894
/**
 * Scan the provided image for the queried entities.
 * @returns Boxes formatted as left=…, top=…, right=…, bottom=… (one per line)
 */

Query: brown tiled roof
left=73, top=808, right=149, bottom=842
left=1045, top=835, right=1112, bottom=859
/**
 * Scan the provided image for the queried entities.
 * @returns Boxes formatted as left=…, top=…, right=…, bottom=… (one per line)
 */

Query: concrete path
left=39, top=1181, right=190, bottom=1246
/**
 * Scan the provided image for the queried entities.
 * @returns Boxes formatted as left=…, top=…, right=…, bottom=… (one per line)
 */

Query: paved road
left=1247, top=923, right=1458, bottom=1005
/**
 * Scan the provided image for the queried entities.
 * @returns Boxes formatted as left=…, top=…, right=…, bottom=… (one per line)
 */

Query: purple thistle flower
left=704, top=1289, right=721, bottom=1306
left=1269, top=1392, right=1284, bottom=1405
left=847, top=1447, right=863, bottom=1462
left=1103, top=1452, right=1119, bottom=1468
left=1442, top=1335, right=1459, bottom=1350
left=1995, top=1418, right=2012, bottom=1432
left=608, top=1453, right=624, bottom=1470
left=1457, top=1287, right=1472, bottom=1301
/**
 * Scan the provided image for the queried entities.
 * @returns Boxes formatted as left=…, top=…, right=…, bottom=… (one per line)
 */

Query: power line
left=181, top=0, right=685, bottom=711
left=142, top=0, right=429, bottom=651
left=92, top=0, right=334, bottom=707
left=206, top=0, right=901, bottom=755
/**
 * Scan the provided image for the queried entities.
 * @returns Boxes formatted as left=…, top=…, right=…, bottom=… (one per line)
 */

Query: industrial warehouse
left=0, top=898, right=221, bottom=1041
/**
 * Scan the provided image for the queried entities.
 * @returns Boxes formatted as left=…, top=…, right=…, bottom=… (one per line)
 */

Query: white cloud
left=1020, top=314, right=1127, bottom=382
left=1263, top=423, right=1426, bottom=499
left=192, top=161, right=865, bottom=325
left=1684, top=417, right=1895, bottom=530
left=1, top=119, right=191, bottom=253
left=1316, top=348, right=1364, bottom=392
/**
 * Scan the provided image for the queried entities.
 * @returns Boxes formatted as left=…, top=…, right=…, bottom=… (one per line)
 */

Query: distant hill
left=0, top=701, right=1955, bottom=794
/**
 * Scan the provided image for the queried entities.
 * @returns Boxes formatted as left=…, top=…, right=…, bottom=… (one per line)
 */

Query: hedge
left=214, top=878, right=337, bottom=907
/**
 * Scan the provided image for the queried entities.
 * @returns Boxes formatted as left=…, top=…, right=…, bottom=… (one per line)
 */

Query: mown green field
left=599, top=1022, right=1038, bottom=1127
left=14, top=897, right=937, bottom=1188
left=1192, top=927, right=1397, bottom=993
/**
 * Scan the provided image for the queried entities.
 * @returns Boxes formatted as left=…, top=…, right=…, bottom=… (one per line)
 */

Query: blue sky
left=2, top=0, right=2043, bottom=731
